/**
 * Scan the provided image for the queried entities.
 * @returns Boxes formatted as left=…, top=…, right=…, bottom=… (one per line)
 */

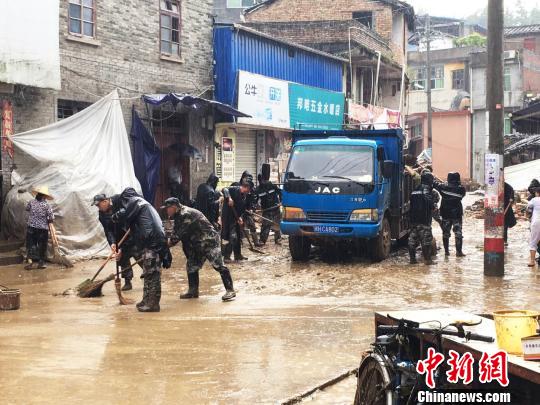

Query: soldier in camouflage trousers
left=162, top=197, right=236, bottom=302
left=408, top=171, right=437, bottom=265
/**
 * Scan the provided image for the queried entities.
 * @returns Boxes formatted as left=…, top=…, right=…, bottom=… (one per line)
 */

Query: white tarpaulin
left=504, top=159, right=540, bottom=191
left=0, top=0, right=61, bottom=90
left=1, top=90, right=141, bottom=260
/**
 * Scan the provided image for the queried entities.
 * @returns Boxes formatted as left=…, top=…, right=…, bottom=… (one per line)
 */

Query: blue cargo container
left=213, top=24, right=344, bottom=107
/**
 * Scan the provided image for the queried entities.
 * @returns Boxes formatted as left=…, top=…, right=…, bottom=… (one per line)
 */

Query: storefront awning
left=511, top=102, right=540, bottom=135
left=142, top=93, right=251, bottom=118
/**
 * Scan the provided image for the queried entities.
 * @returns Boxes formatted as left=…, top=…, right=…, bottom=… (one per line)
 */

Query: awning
left=142, top=93, right=251, bottom=118
left=510, top=102, right=540, bottom=135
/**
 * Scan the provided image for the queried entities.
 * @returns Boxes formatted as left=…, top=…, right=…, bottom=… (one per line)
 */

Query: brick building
left=242, top=0, right=415, bottom=113
left=0, top=0, right=215, bottom=205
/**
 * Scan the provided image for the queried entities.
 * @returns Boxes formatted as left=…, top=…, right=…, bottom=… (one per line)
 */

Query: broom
left=49, top=223, right=74, bottom=268
left=115, top=255, right=133, bottom=305
left=78, top=258, right=143, bottom=298
left=76, top=229, right=131, bottom=292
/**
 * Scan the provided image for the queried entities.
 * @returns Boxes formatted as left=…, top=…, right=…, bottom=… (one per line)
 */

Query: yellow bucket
left=493, top=310, right=540, bottom=355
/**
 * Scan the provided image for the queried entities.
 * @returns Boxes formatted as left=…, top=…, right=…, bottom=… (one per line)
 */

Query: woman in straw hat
left=24, top=186, right=54, bottom=270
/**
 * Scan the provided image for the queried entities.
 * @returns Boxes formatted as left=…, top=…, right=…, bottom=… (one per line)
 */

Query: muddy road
left=1, top=214, right=540, bottom=404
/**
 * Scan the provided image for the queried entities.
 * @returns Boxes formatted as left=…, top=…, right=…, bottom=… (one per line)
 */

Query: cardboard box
left=522, top=335, right=540, bottom=360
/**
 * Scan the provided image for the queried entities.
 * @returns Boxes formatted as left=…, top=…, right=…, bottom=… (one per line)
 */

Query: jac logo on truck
left=314, top=186, right=341, bottom=194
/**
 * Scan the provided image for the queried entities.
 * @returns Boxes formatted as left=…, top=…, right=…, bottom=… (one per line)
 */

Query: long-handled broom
left=114, top=255, right=133, bottom=305
left=76, top=229, right=131, bottom=292
left=78, top=258, right=143, bottom=298
left=49, top=224, right=74, bottom=268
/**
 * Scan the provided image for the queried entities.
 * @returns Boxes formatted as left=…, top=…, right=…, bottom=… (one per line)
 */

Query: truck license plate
left=313, top=226, right=340, bottom=234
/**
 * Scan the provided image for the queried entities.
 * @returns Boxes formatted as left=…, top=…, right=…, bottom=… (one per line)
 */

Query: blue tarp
left=130, top=106, right=161, bottom=204
left=142, top=93, right=251, bottom=118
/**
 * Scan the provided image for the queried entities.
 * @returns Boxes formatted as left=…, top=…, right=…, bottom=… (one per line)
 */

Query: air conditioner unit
left=503, top=50, right=516, bottom=60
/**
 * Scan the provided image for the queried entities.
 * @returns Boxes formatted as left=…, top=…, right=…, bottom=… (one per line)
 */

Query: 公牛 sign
left=237, top=71, right=290, bottom=129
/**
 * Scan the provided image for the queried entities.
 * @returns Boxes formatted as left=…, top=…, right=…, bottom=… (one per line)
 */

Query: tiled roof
left=505, top=25, right=540, bottom=37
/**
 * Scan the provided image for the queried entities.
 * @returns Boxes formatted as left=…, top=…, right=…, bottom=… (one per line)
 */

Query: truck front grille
left=306, top=211, right=349, bottom=223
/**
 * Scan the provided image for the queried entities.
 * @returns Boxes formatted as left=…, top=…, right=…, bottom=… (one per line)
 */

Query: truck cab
left=281, top=129, right=412, bottom=262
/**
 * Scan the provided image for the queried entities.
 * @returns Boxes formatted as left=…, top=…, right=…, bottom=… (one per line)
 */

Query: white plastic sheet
left=504, top=159, right=540, bottom=191
left=0, top=0, right=61, bottom=90
left=1, top=90, right=141, bottom=260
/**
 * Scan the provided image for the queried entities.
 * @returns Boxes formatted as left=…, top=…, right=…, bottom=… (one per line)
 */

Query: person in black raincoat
left=92, top=188, right=143, bottom=291
left=232, top=171, right=262, bottom=247
left=194, top=173, right=221, bottom=229
left=504, top=182, right=517, bottom=245
left=434, top=172, right=466, bottom=257
left=256, top=164, right=282, bottom=245
left=112, top=189, right=170, bottom=312
left=221, top=182, right=251, bottom=262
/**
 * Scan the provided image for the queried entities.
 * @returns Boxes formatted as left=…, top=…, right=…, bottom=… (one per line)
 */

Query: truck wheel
left=289, top=236, right=311, bottom=261
left=370, top=218, right=391, bottom=262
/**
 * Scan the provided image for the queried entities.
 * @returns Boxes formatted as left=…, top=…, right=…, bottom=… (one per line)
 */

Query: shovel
left=78, top=258, right=143, bottom=298
left=250, top=211, right=281, bottom=232
left=48, top=223, right=74, bottom=268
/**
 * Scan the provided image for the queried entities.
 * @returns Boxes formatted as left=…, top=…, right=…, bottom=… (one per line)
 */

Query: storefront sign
left=1, top=100, right=14, bottom=159
left=289, top=83, right=345, bottom=130
left=237, top=71, right=290, bottom=129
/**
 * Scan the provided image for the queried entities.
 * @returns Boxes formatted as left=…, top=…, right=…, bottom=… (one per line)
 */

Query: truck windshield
left=287, top=145, right=374, bottom=183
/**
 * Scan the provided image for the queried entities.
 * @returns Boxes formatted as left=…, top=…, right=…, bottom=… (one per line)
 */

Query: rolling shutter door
left=235, top=129, right=257, bottom=180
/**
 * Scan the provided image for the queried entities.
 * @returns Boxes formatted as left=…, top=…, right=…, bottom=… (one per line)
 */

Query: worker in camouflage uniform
left=163, top=197, right=236, bottom=302
left=409, top=171, right=437, bottom=265
left=434, top=172, right=466, bottom=257
left=256, top=164, right=282, bottom=245
left=93, top=190, right=143, bottom=291
left=112, top=189, right=169, bottom=312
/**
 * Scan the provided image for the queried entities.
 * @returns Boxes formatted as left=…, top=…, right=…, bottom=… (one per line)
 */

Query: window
left=410, top=123, right=423, bottom=140
left=504, top=67, right=511, bottom=91
left=411, top=66, right=444, bottom=91
left=160, top=0, right=181, bottom=57
left=452, top=69, right=465, bottom=90
left=352, top=11, right=373, bottom=29
left=68, top=0, right=95, bottom=37
left=57, top=100, right=91, bottom=120
left=504, top=117, right=512, bottom=135
left=227, top=0, right=258, bottom=7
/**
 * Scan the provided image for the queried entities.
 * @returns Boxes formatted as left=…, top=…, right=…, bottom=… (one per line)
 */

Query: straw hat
left=31, top=185, right=53, bottom=200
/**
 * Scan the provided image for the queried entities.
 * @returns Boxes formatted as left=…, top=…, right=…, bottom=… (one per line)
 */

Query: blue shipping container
left=213, top=25, right=344, bottom=107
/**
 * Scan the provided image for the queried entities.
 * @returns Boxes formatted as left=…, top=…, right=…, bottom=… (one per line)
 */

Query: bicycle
left=353, top=315, right=494, bottom=405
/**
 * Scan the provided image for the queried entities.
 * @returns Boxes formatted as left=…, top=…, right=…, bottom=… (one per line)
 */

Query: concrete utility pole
left=484, top=0, right=505, bottom=277
left=425, top=15, right=433, bottom=149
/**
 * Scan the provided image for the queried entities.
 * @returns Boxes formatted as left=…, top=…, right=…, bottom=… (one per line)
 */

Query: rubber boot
left=138, top=272, right=161, bottom=312
left=37, top=260, right=47, bottom=269
left=220, top=270, right=236, bottom=302
left=180, top=272, right=199, bottom=299
left=252, top=232, right=263, bottom=248
left=443, top=238, right=450, bottom=256
left=422, top=246, right=436, bottom=265
left=136, top=279, right=148, bottom=309
left=122, top=279, right=133, bottom=291
left=409, top=248, right=418, bottom=264
left=234, top=253, right=248, bottom=261
left=456, top=238, right=466, bottom=257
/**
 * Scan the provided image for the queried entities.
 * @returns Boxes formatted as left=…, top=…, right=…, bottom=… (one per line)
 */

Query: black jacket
left=504, top=182, right=517, bottom=228
left=434, top=181, right=466, bottom=220
left=256, top=181, right=282, bottom=210
left=113, top=192, right=165, bottom=250
left=195, top=173, right=220, bottom=223
left=221, top=186, right=247, bottom=239
left=410, top=185, right=435, bottom=225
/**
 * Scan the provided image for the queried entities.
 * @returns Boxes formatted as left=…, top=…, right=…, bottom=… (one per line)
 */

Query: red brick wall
left=523, top=49, right=540, bottom=93
left=245, top=0, right=394, bottom=41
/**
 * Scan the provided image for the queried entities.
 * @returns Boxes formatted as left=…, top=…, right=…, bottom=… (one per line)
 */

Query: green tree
left=454, top=33, right=487, bottom=48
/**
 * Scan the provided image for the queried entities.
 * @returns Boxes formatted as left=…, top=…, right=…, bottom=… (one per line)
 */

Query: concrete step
left=0, top=252, right=23, bottom=266
left=0, top=240, right=23, bottom=254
